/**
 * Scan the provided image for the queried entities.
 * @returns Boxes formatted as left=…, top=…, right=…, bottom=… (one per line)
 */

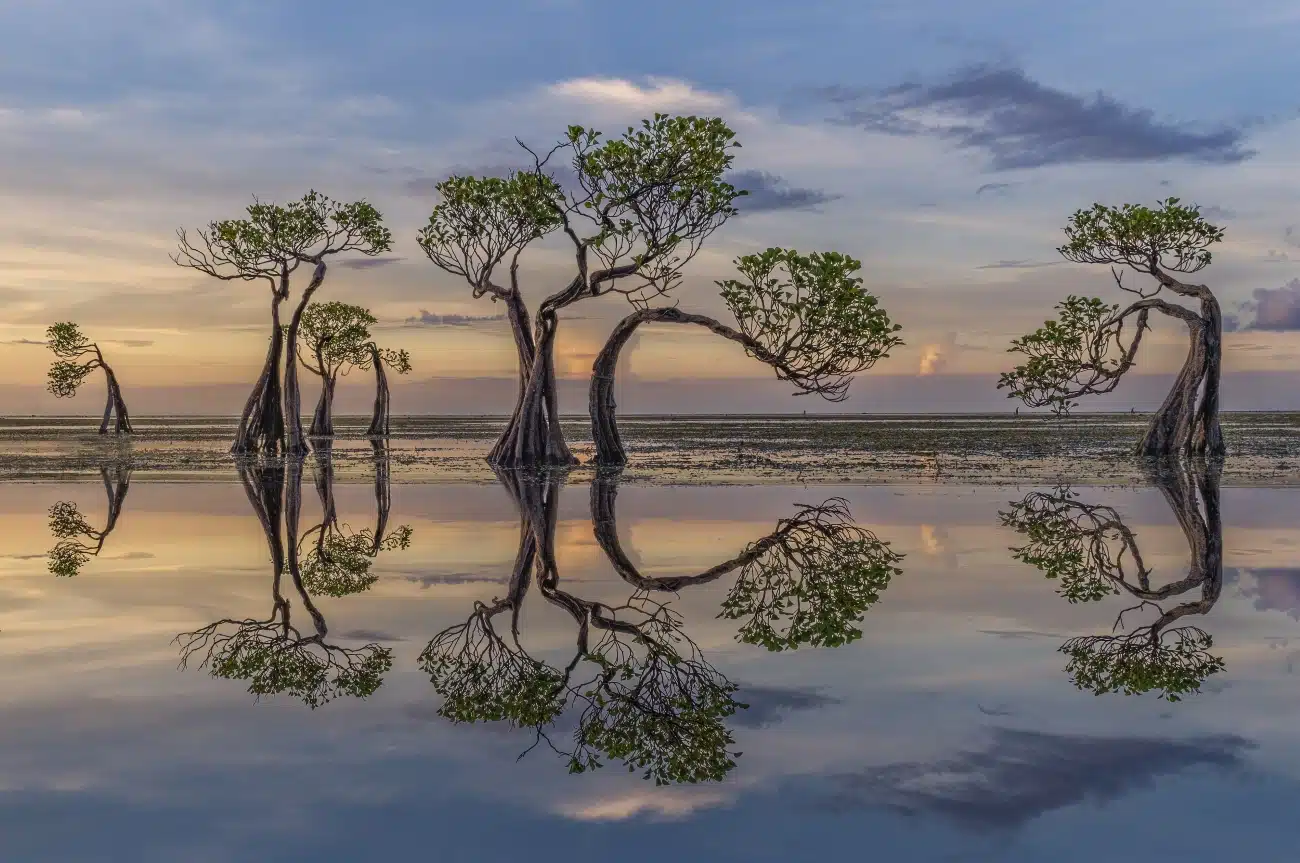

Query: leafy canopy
left=45, top=322, right=102, bottom=398
left=363, top=345, right=412, bottom=375
left=1061, top=628, right=1224, bottom=702
left=417, top=172, right=563, bottom=297
left=1059, top=197, right=1224, bottom=274
left=298, top=302, right=377, bottom=375
left=175, top=190, right=393, bottom=283
left=720, top=249, right=904, bottom=401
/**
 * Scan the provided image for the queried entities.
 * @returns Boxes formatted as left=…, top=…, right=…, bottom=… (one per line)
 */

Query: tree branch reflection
left=46, top=464, right=132, bottom=577
left=1000, top=458, right=1224, bottom=701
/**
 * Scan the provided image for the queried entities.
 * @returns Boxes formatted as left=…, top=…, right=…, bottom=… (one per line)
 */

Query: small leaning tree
left=590, top=249, right=903, bottom=466
left=418, top=114, right=742, bottom=468
left=174, top=191, right=392, bottom=455
left=45, top=322, right=132, bottom=433
left=298, top=301, right=376, bottom=438
left=998, top=199, right=1226, bottom=456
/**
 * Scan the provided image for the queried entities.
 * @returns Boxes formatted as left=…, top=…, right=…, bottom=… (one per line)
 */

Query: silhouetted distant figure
left=1015, top=407, right=1019, bottom=417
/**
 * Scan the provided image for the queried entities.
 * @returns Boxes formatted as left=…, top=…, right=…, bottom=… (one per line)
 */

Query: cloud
left=731, top=685, right=840, bottom=729
left=108, top=339, right=153, bottom=348
left=917, top=331, right=981, bottom=375
left=1243, top=279, right=1300, bottom=331
left=975, top=182, right=1013, bottom=196
left=975, top=259, right=1062, bottom=269
left=818, top=727, right=1254, bottom=830
left=1233, top=567, right=1300, bottom=619
left=336, top=629, right=405, bottom=642
left=0, top=338, right=45, bottom=346
left=828, top=65, right=1255, bottom=170
left=335, top=256, right=406, bottom=270
left=1198, top=205, right=1236, bottom=221
left=545, top=77, right=730, bottom=114
left=404, top=310, right=507, bottom=327
left=728, top=170, right=841, bottom=214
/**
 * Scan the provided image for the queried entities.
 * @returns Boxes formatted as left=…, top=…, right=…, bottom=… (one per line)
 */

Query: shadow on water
left=419, top=468, right=903, bottom=784
left=1000, top=457, right=1225, bottom=701
left=46, top=462, right=132, bottom=577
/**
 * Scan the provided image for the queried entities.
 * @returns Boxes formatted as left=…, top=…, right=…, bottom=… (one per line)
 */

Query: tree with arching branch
left=590, top=248, right=903, bottom=466
left=45, top=322, right=132, bottom=434
left=417, top=114, right=744, bottom=468
left=298, top=301, right=376, bottom=439
left=998, top=199, right=1226, bottom=456
left=173, top=191, right=392, bottom=455
left=362, top=341, right=411, bottom=437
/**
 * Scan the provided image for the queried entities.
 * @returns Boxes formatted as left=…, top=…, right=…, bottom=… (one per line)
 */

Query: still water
left=2, top=452, right=1299, bottom=861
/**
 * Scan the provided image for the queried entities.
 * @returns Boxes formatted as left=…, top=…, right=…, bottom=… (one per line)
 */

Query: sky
left=3, top=0, right=1300, bottom=414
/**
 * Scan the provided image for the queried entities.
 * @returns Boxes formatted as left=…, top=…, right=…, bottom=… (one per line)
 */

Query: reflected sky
left=3, top=465, right=1300, bottom=861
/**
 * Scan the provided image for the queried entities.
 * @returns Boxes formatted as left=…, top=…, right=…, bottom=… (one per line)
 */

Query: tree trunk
left=309, top=373, right=336, bottom=438
left=366, top=344, right=391, bottom=438
left=486, top=291, right=538, bottom=463
left=370, top=439, right=391, bottom=552
left=284, top=262, right=328, bottom=456
left=1136, top=295, right=1224, bottom=458
left=589, top=308, right=784, bottom=467
left=95, top=357, right=133, bottom=435
left=491, top=309, right=577, bottom=468
left=232, top=296, right=287, bottom=454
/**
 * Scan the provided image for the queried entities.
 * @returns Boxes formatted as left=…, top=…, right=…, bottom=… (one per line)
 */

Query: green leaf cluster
left=1058, top=197, right=1224, bottom=273
left=299, top=301, right=377, bottom=375
left=997, top=296, right=1121, bottom=415
left=1061, top=628, right=1224, bottom=701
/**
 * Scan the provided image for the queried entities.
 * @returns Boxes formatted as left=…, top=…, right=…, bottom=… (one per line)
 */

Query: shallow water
left=3, top=435, right=1300, bottom=861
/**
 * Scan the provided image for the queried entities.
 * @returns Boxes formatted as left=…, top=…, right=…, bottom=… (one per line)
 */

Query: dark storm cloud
left=816, top=727, right=1254, bottom=830
left=827, top=65, right=1254, bottom=170
left=730, top=685, right=841, bottom=728
left=404, top=310, right=507, bottom=327
left=727, top=170, right=841, bottom=214
left=336, top=256, right=406, bottom=270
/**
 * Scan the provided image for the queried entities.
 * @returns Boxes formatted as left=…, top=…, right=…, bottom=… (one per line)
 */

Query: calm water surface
left=2, top=453, right=1299, bottom=861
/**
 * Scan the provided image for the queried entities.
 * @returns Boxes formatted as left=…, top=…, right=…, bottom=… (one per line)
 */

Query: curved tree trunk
left=1137, top=295, right=1224, bottom=458
left=366, top=345, right=391, bottom=438
left=589, top=308, right=787, bottom=467
left=491, top=309, right=576, bottom=469
left=284, top=262, right=328, bottom=456
left=309, top=373, right=337, bottom=438
left=94, top=355, right=133, bottom=435
left=232, top=296, right=287, bottom=454
left=486, top=291, right=539, bottom=464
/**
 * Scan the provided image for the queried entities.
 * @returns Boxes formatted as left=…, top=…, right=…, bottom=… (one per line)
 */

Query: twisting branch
left=45, top=322, right=133, bottom=433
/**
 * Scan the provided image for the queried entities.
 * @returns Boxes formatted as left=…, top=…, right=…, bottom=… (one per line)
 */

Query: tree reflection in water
left=421, top=471, right=902, bottom=784
left=46, top=463, right=132, bottom=577
left=1001, top=458, right=1224, bottom=701
left=175, top=449, right=409, bottom=708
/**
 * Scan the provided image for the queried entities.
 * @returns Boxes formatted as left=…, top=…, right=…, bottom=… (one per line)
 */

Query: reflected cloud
left=821, top=727, right=1254, bottom=830
left=730, top=685, right=840, bottom=729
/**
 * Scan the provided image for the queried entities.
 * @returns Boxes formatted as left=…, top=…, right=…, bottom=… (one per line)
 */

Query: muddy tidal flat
left=3, top=414, right=1300, bottom=861
left=2, top=412, right=1300, bottom=485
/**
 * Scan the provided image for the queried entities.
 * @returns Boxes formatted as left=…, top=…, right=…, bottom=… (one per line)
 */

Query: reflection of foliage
left=566, top=596, right=741, bottom=784
left=46, top=466, right=131, bottom=577
left=1000, top=460, right=1224, bottom=701
left=419, top=601, right=567, bottom=728
left=177, top=609, right=392, bottom=709
left=999, top=487, right=1143, bottom=603
left=719, top=499, right=903, bottom=651
left=301, top=524, right=412, bottom=597
left=1061, top=625, right=1224, bottom=702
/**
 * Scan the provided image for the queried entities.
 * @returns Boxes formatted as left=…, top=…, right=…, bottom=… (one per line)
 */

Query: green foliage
left=416, top=172, right=563, bottom=295
left=46, top=501, right=97, bottom=577
left=177, top=190, right=393, bottom=280
left=1059, top=198, right=1224, bottom=274
left=567, top=114, right=743, bottom=298
left=999, top=488, right=1134, bottom=603
left=418, top=607, right=568, bottom=728
left=298, top=302, right=377, bottom=375
left=204, top=626, right=392, bottom=709
left=570, top=637, right=741, bottom=785
left=719, top=248, right=904, bottom=401
left=364, top=345, right=412, bottom=375
left=720, top=500, right=903, bottom=650
left=1061, top=628, right=1225, bottom=701
left=300, top=524, right=412, bottom=597
left=44, top=322, right=101, bottom=398
left=997, top=296, right=1126, bottom=415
